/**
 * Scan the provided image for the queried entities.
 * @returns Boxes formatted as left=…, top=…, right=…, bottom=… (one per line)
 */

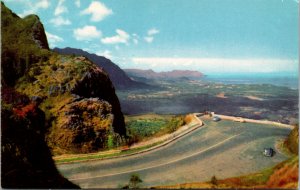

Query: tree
left=211, top=175, right=218, bottom=186
left=129, top=174, right=143, bottom=189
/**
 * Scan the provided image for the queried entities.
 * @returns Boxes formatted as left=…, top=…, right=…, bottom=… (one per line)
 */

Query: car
left=263, top=148, right=275, bottom=157
left=212, top=116, right=221, bottom=122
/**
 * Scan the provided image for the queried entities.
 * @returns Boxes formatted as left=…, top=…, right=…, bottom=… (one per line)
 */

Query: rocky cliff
left=2, top=2, right=126, bottom=155
left=53, top=47, right=149, bottom=90
left=1, top=89, right=79, bottom=188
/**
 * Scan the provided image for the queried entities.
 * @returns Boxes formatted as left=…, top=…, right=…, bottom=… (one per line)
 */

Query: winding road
left=57, top=116, right=291, bottom=188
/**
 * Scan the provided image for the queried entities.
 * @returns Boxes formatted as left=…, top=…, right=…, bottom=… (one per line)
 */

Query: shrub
left=107, top=134, right=114, bottom=149
left=32, top=66, right=41, bottom=75
left=165, top=116, right=185, bottom=133
left=129, top=174, right=143, bottom=188
left=51, top=64, right=58, bottom=71
left=184, top=114, right=194, bottom=124
left=285, top=125, right=299, bottom=155
left=211, top=175, right=218, bottom=185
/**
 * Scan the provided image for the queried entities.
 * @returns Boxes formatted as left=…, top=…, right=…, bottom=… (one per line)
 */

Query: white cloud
left=144, top=36, right=154, bottom=43
left=50, top=16, right=71, bottom=26
left=36, top=0, right=50, bottom=9
left=18, top=0, right=50, bottom=17
left=132, top=33, right=139, bottom=44
left=96, top=50, right=113, bottom=59
left=54, top=0, right=68, bottom=16
left=73, top=25, right=102, bottom=41
left=80, top=1, right=112, bottom=22
left=45, top=32, right=63, bottom=47
left=131, top=57, right=298, bottom=74
left=147, top=28, right=159, bottom=36
left=75, top=0, right=81, bottom=7
left=101, top=29, right=130, bottom=44
left=144, top=28, right=159, bottom=43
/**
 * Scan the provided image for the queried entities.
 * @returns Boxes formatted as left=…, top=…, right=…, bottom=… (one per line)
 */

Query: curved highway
left=57, top=117, right=291, bottom=188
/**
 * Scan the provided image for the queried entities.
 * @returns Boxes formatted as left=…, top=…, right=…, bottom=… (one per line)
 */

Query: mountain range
left=53, top=47, right=148, bottom=90
left=124, top=69, right=204, bottom=81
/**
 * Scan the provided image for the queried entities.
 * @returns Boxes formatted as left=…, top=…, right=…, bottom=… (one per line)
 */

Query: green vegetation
left=2, top=2, right=50, bottom=86
left=127, top=119, right=167, bottom=139
left=285, top=125, right=299, bottom=155
left=126, top=114, right=186, bottom=144
left=129, top=174, right=143, bottom=188
left=55, top=140, right=163, bottom=164
left=121, top=174, right=143, bottom=189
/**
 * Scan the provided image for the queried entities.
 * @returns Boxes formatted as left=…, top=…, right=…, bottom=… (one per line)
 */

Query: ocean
left=203, top=74, right=299, bottom=89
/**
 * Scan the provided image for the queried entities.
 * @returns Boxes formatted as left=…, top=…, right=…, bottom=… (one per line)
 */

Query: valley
left=117, top=77, right=298, bottom=125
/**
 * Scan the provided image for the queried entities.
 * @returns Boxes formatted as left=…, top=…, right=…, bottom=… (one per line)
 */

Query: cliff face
left=28, top=14, right=50, bottom=49
left=1, top=89, right=79, bottom=188
left=2, top=2, right=126, bottom=155
left=1, top=2, right=50, bottom=86
left=71, top=65, right=126, bottom=135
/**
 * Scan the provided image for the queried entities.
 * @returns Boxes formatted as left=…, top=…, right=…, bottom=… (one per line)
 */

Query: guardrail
left=210, top=113, right=294, bottom=129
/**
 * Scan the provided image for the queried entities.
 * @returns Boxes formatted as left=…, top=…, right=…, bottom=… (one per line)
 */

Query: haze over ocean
left=203, top=74, right=298, bottom=89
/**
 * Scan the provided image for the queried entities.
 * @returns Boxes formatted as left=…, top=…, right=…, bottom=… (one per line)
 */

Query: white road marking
left=69, top=132, right=243, bottom=181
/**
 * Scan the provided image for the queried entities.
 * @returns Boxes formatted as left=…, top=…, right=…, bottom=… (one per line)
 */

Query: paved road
left=57, top=118, right=291, bottom=188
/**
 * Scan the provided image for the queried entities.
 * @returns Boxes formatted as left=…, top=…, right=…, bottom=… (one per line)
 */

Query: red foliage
left=13, top=103, right=37, bottom=118
left=267, top=163, right=298, bottom=188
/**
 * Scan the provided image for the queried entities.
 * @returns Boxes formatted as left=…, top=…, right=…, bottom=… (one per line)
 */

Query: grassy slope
left=154, top=156, right=298, bottom=189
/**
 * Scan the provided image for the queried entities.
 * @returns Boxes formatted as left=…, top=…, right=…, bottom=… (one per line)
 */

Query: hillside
left=2, top=2, right=126, bottom=155
left=1, top=89, right=79, bottom=188
left=53, top=47, right=149, bottom=90
left=285, top=125, right=299, bottom=155
left=124, top=69, right=204, bottom=80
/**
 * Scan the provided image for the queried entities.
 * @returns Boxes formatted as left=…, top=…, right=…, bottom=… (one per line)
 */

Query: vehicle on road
left=263, top=148, right=275, bottom=157
left=212, top=116, right=221, bottom=122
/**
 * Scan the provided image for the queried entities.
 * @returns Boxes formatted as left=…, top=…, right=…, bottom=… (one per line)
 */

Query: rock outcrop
left=1, top=89, right=79, bottom=188
left=28, top=15, right=49, bottom=49
left=2, top=1, right=126, bottom=157
left=53, top=47, right=149, bottom=90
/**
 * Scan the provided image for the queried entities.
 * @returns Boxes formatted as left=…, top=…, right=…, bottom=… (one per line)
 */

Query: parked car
left=212, top=116, right=221, bottom=122
left=263, top=148, right=275, bottom=157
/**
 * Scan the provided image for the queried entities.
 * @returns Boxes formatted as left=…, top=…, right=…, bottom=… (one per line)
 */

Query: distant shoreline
left=202, top=75, right=298, bottom=89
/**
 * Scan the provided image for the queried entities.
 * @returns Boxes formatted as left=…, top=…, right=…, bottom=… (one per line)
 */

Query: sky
left=3, top=0, right=299, bottom=75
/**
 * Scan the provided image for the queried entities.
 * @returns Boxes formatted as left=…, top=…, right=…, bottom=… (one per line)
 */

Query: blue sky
left=3, top=0, right=299, bottom=75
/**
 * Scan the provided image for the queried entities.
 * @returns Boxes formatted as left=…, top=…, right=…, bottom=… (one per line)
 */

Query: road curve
left=57, top=117, right=291, bottom=188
